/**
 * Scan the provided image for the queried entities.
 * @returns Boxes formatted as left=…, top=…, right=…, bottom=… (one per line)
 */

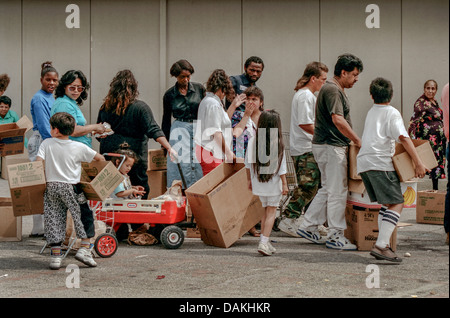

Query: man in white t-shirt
left=278, top=62, right=328, bottom=237
left=357, top=77, right=428, bottom=262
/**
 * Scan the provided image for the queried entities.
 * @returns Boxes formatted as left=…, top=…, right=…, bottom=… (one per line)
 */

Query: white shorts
left=259, top=194, right=282, bottom=208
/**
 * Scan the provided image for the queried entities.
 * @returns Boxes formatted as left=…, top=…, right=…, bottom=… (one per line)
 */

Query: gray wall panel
left=320, top=0, right=402, bottom=136
left=21, top=0, right=91, bottom=122
left=402, top=0, right=449, bottom=125
left=0, top=0, right=21, bottom=113
left=242, top=0, right=320, bottom=133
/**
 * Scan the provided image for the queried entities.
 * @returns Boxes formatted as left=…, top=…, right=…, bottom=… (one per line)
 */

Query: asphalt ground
left=0, top=177, right=448, bottom=308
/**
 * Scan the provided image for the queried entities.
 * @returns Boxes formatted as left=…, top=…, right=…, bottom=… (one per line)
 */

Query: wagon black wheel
left=160, top=225, right=184, bottom=249
left=94, top=233, right=118, bottom=258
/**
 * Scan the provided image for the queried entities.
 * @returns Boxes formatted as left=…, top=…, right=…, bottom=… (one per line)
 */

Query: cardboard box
left=7, top=161, right=46, bottom=216
left=0, top=123, right=27, bottom=157
left=348, top=143, right=362, bottom=180
left=345, top=204, right=397, bottom=251
left=0, top=197, right=22, bottom=241
left=1, top=149, right=30, bottom=179
left=79, top=161, right=123, bottom=201
left=416, top=190, right=446, bottom=225
left=147, top=169, right=167, bottom=199
left=185, top=163, right=265, bottom=248
left=393, top=139, right=438, bottom=182
left=0, top=116, right=32, bottom=157
left=347, top=179, right=417, bottom=209
left=147, top=149, right=167, bottom=171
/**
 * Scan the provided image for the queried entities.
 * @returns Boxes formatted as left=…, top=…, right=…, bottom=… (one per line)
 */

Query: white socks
left=260, top=234, right=269, bottom=244
left=376, top=209, right=400, bottom=248
left=378, top=206, right=387, bottom=230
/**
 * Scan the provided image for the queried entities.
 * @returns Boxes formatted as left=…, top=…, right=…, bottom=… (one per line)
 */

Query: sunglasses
left=67, top=86, right=85, bottom=92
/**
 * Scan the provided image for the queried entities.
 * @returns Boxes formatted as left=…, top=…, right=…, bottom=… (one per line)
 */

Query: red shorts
left=195, top=145, right=222, bottom=175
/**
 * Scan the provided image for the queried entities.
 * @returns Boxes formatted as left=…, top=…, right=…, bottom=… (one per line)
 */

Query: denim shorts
left=360, top=170, right=404, bottom=205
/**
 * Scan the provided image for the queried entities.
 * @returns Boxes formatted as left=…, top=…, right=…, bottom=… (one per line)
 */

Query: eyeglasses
left=67, top=86, right=85, bottom=92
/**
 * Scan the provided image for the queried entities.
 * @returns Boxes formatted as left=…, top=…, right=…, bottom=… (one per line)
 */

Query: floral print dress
left=408, top=94, right=447, bottom=179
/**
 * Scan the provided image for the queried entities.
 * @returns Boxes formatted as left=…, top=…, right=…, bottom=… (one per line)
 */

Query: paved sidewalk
left=0, top=178, right=448, bottom=301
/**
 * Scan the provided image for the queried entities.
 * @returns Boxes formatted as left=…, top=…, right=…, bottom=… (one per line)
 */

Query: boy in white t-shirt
left=357, top=77, right=429, bottom=263
left=37, top=112, right=105, bottom=270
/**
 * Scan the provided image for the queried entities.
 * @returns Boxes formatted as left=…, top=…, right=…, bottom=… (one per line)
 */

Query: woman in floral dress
left=408, top=80, right=447, bottom=190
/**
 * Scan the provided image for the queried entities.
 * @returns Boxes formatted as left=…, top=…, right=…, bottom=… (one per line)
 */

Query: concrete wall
left=0, top=0, right=448, bottom=152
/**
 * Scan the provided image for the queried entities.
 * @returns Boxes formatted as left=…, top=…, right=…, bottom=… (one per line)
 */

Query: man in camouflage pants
left=285, top=153, right=320, bottom=219
left=278, top=62, right=328, bottom=237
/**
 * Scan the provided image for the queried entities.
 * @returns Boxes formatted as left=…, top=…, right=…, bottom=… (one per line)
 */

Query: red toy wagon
left=95, top=197, right=192, bottom=250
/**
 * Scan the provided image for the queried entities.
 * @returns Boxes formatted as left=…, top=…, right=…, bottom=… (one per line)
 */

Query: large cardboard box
left=147, top=149, right=167, bottom=171
left=0, top=123, right=27, bottom=157
left=345, top=204, right=397, bottom=251
left=79, top=161, right=123, bottom=201
left=1, top=149, right=30, bottom=179
left=185, top=163, right=265, bottom=248
left=416, top=190, right=446, bottom=225
left=347, top=179, right=417, bottom=209
left=393, top=139, right=438, bottom=182
left=0, top=197, right=22, bottom=242
left=147, top=169, right=167, bottom=199
left=348, top=143, right=362, bottom=180
left=7, top=161, right=46, bottom=216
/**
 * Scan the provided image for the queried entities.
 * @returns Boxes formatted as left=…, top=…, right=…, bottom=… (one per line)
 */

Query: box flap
left=16, top=115, right=33, bottom=133
left=186, top=162, right=244, bottom=196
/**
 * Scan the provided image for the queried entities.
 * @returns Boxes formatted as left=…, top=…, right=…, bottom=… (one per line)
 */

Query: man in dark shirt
left=226, top=56, right=264, bottom=111
left=297, top=53, right=363, bottom=251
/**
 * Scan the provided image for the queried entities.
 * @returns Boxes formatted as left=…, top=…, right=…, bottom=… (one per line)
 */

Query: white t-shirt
left=37, top=138, right=97, bottom=184
left=244, top=137, right=287, bottom=196
left=195, top=92, right=232, bottom=159
left=290, top=88, right=316, bottom=156
left=357, top=104, right=409, bottom=174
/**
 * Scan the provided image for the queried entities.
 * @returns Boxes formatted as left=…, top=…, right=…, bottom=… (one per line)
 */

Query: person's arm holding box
left=92, top=153, right=105, bottom=162
left=398, top=135, right=430, bottom=178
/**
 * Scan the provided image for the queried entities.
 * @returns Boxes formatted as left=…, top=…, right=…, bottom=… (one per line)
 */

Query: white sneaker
left=278, top=217, right=301, bottom=238
left=75, top=247, right=97, bottom=267
left=326, top=231, right=357, bottom=251
left=297, top=228, right=327, bottom=244
left=257, top=242, right=273, bottom=256
left=268, top=242, right=276, bottom=254
left=49, top=256, right=62, bottom=270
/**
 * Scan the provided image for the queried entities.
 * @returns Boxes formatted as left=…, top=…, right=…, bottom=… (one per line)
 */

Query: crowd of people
left=0, top=52, right=448, bottom=269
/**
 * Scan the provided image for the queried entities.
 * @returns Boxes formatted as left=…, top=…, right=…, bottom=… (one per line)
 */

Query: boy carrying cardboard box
left=356, top=78, right=429, bottom=263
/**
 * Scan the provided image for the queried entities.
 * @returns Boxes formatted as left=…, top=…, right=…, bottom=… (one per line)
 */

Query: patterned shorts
left=44, top=182, right=87, bottom=246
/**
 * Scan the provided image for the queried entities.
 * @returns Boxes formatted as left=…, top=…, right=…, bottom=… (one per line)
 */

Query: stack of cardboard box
left=146, top=149, right=167, bottom=199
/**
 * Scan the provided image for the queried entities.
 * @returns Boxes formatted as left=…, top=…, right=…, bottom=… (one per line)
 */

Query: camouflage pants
left=284, top=152, right=321, bottom=219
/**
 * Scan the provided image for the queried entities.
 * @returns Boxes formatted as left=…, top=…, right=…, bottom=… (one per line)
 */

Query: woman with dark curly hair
left=97, top=69, right=176, bottom=200
left=195, top=69, right=242, bottom=175
left=51, top=70, right=106, bottom=147
left=408, top=79, right=447, bottom=190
